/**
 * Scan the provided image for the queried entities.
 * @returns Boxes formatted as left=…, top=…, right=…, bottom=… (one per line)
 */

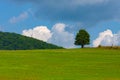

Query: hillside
left=0, top=31, right=62, bottom=50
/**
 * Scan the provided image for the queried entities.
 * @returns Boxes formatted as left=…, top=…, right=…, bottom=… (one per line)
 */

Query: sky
left=0, top=0, right=120, bottom=48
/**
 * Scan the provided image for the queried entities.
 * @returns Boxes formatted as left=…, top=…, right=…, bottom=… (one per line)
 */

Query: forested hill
left=0, top=32, right=63, bottom=50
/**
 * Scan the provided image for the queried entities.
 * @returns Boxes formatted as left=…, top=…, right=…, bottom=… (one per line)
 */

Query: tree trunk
left=81, top=44, right=84, bottom=48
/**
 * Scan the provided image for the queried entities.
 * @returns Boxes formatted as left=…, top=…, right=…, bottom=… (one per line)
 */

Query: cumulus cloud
left=22, top=23, right=75, bottom=48
left=9, top=11, right=28, bottom=24
left=48, top=23, right=75, bottom=48
left=7, top=0, right=120, bottom=28
left=93, top=29, right=120, bottom=47
left=22, top=26, right=52, bottom=42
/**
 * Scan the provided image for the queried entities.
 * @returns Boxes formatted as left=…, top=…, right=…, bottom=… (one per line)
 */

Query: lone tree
left=75, top=29, right=90, bottom=48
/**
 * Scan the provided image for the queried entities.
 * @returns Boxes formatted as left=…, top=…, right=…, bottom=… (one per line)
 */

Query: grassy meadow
left=0, top=48, right=120, bottom=80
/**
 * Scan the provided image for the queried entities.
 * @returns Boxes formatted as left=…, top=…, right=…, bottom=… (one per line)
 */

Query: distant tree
left=75, top=29, right=90, bottom=48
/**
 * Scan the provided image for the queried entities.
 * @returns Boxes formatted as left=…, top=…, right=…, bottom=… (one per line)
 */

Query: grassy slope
left=0, top=49, right=120, bottom=80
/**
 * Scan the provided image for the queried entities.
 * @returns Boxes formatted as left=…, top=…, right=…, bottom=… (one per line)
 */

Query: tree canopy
left=75, top=29, right=90, bottom=48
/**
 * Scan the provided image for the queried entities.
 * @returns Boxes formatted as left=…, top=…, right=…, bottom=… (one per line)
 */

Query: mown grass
left=0, top=48, right=120, bottom=80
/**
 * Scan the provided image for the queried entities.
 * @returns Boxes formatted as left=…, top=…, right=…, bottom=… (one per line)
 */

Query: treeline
left=0, top=32, right=63, bottom=50
left=98, top=45, right=120, bottom=50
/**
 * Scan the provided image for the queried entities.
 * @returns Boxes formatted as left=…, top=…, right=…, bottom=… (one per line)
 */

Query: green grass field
left=0, top=49, right=120, bottom=80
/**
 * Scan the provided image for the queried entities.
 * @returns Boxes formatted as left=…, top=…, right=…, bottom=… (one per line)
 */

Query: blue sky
left=0, top=0, right=120, bottom=48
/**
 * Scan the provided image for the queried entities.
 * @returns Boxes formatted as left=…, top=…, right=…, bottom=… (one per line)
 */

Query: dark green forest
left=0, top=32, right=62, bottom=50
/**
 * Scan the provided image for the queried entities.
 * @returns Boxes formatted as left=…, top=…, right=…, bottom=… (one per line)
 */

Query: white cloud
left=9, top=11, right=28, bottom=24
left=22, top=26, right=52, bottom=42
left=112, top=32, right=120, bottom=46
left=48, top=23, right=75, bottom=48
left=22, top=23, right=75, bottom=48
left=93, top=29, right=120, bottom=47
